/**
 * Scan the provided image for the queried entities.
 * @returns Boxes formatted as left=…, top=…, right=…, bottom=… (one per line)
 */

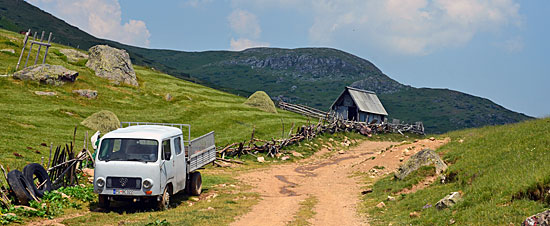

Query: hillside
left=0, top=28, right=306, bottom=169
left=363, top=117, right=550, bottom=225
left=0, top=0, right=532, bottom=133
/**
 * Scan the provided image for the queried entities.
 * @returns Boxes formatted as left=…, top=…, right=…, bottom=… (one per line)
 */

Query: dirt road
left=231, top=138, right=449, bottom=226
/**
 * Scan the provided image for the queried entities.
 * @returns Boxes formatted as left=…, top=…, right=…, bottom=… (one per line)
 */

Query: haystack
left=244, top=91, right=277, bottom=113
left=81, top=110, right=120, bottom=134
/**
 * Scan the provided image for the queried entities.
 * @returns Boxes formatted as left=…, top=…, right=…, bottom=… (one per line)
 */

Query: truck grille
left=106, top=177, right=141, bottom=189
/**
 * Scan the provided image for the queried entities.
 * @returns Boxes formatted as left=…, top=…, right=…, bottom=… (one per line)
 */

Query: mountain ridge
left=0, top=0, right=532, bottom=133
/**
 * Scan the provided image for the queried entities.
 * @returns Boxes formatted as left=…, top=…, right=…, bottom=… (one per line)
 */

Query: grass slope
left=0, top=28, right=306, bottom=170
left=363, top=118, right=550, bottom=225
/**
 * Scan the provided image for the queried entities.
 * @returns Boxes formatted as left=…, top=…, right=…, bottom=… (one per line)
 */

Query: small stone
left=257, top=157, right=265, bottom=162
left=399, top=157, right=404, bottom=162
left=281, top=156, right=290, bottom=161
left=190, top=197, right=199, bottom=202
left=361, top=189, right=373, bottom=195
left=376, top=202, right=386, bottom=209
left=291, top=151, right=303, bottom=158
left=34, top=91, right=57, bottom=96
left=188, top=202, right=194, bottom=206
left=387, top=196, right=396, bottom=201
left=409, top=211, right=420, bottom=218
left=458, top=139, right=464, bottom=143
left=165, top=93, right=173, bottom=101
left=436, top=192, right=462, bottom=209
left=403, top=150, right=411, bottom=156
left=338, top=150, right=345, bottom=154
left=73, top=89, right=98, bottom=99
left=207, top=207, right=214, bottom=210
left=329, top=138, right=334, bottom=142
left=449, top=219, right=456, bottom=225
left=429, top=137, right=436, bottom=141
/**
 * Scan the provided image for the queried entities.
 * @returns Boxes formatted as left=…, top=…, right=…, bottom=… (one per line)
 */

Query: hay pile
left=244, top=91, right=277, bottom=113
left=81, top=110, right=120, bottom=134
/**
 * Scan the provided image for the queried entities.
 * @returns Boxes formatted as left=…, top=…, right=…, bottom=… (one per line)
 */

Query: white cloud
left=228, top=9, right=261, bottom=39
left=230, top=38, right=270, bottom=51
left=26, top=0, right=151, bottom=47
left=233, top=0, right=521, bottom=55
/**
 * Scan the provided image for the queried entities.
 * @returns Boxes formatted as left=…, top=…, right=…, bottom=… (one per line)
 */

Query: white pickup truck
left=93, top=122, right=216, bottom=209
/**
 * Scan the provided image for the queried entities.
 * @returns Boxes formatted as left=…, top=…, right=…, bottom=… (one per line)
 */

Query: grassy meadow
left=362, top=117, right=550, bottom=225
left=0, top=28, right=306, bottom=169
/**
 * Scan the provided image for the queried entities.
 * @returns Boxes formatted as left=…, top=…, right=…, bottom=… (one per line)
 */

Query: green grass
left=0, top=28, right=306, bottom=170
left=288, top=195, right=319, bottom=226
left=362, top=118, right=550, bottom=225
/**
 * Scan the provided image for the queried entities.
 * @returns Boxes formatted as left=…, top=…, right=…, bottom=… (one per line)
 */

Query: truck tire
left=23, top=163, right=52, bottom=198
left=7, top=170, right=36, bottom=205
left=189, top=172, right=202, bottom=196
left=98, top=194, right=110, bottom=209
left=157, top=186, right=171, bottom=210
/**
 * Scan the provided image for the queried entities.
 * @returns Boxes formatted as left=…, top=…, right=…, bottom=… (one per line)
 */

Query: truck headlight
left=96, top=178, right=105, bottom=188
left=143, top=179, right=153, bottom=189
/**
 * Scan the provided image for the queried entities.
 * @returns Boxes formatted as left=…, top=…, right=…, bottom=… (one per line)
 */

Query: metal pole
left=15, top=29, right=31, bottom=71
left=42, top=32, right=52, bottom=64
left=34, top=31, right=45, bottom=65
left=24, top=32, right=37, bottom=68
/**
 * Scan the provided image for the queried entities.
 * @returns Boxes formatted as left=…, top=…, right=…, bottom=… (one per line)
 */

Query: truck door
left=173, top=136, right=187, bottom=191
left=160, top=139, right=175, bottom=192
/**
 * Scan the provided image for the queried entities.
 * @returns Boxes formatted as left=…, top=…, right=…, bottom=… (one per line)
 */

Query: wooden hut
left=330, top=86, right=388, bottom=123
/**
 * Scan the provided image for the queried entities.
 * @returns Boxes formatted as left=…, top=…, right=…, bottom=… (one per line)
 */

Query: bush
left=244, top=91, right=277, bottom=113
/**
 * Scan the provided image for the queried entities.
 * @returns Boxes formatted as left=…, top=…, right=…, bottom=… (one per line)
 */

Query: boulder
left=523, top=210, right=550, bottom=226
left=79, top=90, right=97, bottom=99
left=86, top=45, right=138, bottom=86
left=394, top=149, right=447, bottom=180
left=59, top=48, right=88, bottom=62
left=13, top=64, right=78, bottom=86
left=73, top=89, right=98, bottom=99
left=435, top=192, right=461, bottom=210
left=257, top=157, right=265, bottom=163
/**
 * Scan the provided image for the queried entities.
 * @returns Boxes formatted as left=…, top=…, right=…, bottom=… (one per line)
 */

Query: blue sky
left=27, top=0, right=549, bottom=117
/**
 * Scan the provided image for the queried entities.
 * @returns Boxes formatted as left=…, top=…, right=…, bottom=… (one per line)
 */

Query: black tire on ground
left=189, top=171, right=202, bottom=196
left=7, top=170, right=36, bottom=205
left=98, top=194, right=110, bottom=209
left=157, top=186, right=171, bottom=210
left=23, top=163, right=52, bottom=198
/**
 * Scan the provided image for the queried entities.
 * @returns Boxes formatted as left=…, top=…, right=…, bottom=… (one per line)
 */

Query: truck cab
left=93, top=122, right=216, bottom=210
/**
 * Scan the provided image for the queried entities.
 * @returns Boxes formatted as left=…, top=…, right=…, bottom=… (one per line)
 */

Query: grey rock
left=73, top=89, right=98, bottom=99
left=523, top=210, right=550, bottom=226
left=59, top=48, right=88, bottom=62
left=86, top=45, right=138, bottom=86
left=34, top=91, right=57, bottom=96
left=394, top=149, right=447, bottom=180
left=435, top=192, right=461, bottom=210
left=0, top=49, right=15, bottom=54
left=165, top=93, right=173, bottom=101
left=13, top=64, right=78, bottom=85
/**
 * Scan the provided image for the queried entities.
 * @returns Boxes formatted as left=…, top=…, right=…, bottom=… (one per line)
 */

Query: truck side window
left=162, top=140, right=171, bottom=160
left=174, top=137, right=182, bottom=155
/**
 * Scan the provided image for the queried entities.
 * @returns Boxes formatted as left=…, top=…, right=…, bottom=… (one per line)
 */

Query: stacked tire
left=7, top=163, right=52, bottom=205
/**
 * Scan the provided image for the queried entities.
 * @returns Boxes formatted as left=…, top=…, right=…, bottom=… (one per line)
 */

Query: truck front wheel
left=157, top=186, right=171, bottom=210
left=98, top=195, right=110, bottom=209
left=189, top=172, right=202, bottom=196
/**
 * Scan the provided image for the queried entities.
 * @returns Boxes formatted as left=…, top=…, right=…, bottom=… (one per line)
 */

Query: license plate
left=112, top=189, right=134, bottom=195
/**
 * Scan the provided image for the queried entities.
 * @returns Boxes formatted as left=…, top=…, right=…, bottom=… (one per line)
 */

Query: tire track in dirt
left=231, top=138, right=449, bottom=226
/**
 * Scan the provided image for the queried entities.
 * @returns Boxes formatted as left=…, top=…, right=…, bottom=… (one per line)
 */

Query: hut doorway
left=348, top=106, right=357, bottom=121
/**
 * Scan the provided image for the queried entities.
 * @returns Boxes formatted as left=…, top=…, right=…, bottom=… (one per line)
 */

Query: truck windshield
left=98, top=138, right=159, bottom=162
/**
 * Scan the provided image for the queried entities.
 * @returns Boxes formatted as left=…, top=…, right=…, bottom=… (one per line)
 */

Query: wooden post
left=48, top=142, right=52, bottom=168
left=24, top=32, right=37, bottom=68
left=42, top=32, right=52, bottom=64
left=15, top=29, right=31, bottom=71
left=34, top=31, right=45, bottom=65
